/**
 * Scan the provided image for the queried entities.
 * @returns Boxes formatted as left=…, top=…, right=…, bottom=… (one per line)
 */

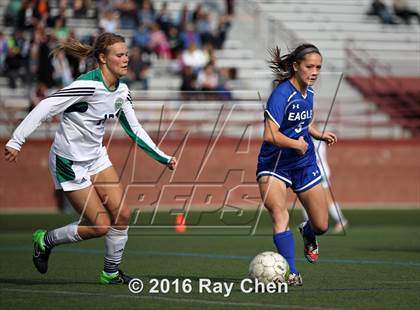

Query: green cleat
left=100, top=269, right=133, bottom=284
left=32, top=229, right=51, bottom=274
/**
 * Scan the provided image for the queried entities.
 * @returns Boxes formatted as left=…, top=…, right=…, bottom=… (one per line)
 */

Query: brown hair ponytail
left=51, top=32, right=125, bottom=61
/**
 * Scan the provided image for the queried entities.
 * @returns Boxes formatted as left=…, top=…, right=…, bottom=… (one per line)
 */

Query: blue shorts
left=256, top=162, right=322, bottom=193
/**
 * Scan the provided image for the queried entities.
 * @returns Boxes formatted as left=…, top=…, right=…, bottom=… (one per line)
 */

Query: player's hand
left=167, top=157, right=177, bottom=170
left=296, top=136, right=308, bottom=155
left=322, top=132, right=337, bottom=146
left=4, top=146, right=19, bottom=162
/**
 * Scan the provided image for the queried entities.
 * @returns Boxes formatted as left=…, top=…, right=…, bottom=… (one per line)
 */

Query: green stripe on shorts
left=56, top=155, right=75, bottom=183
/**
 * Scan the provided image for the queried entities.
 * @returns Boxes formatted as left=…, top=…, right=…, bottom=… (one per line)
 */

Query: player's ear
left=292, top=61, right=298, bottom=72
left=98, top=52, right=107, bottom=65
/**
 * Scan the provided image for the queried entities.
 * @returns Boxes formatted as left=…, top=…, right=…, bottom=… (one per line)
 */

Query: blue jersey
left=258, top=80, right=316, bottom=171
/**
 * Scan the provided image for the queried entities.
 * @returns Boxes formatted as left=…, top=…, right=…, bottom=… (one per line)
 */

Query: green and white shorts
left=49, top=147, right=112, bottom=191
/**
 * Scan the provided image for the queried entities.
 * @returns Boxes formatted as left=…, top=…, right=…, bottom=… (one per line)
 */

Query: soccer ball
left=248, top=251, right=290, bottom=284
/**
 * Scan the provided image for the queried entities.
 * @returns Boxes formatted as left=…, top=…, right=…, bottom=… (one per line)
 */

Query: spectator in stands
left=132, top=24, right=151, bottom=54
left=52, top=49, right=74, bottom=87
left=36, top=32, right=55, bottom=88
left=35, top=0, right=50, bottom=22
left=225, top=0, right=235, bottom=16
left=99, top=10, right=118, bottom=33
left=48, top=4, right=66, bottom=28
left=17, top=0, right=42, bottom=30
left=216, top=67, right=233, bottom=100
left=180, top=23, right=202, bottom=49
left=393, top=0, right=420, bottom=24
left=53, top=16, right=69, bottom=42
left=0, top=32, right=7, bottom=73
left=28, top=80, right=49, bottom=112
left=125, top=46, right=151, bottom=90
left=195, top=9, right=214, bottom=46
left=214, top=15, right=231, bottom=49
left=137, top=0, right=156, bottom=27
left=167, top=25, right=183, bottom=59
left=180, top=42, right=206, bottom=73
left=149, top=23, right=170, bottom=59
left=113, top=0, right=137, bottom=29
left=367, top=0, right=398, bottom=24
left=4, top=0, right=22, bottom=27
left=156, top=2, right=173, bottom=36
left=197, top=63, right=218, bottom=92
left=202, top=42, right=216, bottom=66
left=176, top=3, right=191, bottom=31
left=29, top=25, right=44, bottom=77
left=5, top=44, right=22, bottom=88
left=5, top=30, right=30, bottom=88
left=73, top=0, right=90, bottom=18
left=180, top=65, right=197, bottom=98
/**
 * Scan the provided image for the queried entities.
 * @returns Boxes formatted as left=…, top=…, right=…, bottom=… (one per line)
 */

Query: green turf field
left=1, top=209, right=419, bottom=310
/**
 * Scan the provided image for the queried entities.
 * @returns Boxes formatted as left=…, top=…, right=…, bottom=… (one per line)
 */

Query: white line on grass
left=0, top=288, right=350, bottom=310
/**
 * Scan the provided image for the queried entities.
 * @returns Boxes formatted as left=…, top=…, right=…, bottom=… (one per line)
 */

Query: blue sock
left=273, top=230, right=298, bottom=274
left=302, top=221, right=316, bottom=243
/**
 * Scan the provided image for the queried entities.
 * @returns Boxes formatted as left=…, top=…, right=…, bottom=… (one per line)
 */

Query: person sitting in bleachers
left=197, top=63, right=218, bottom=92
left=137, top=0, right=156, bottom=27
left=149, top=23, right=170, bottom=59
left=73, top=0, right=89, bottom=18
left=125, top=46, right=151, bottom=90
left=99, top=10, right=118, bottom=33
left=180, top=23, right=202, bottom=49
left=132, top=24, right=151, bottom=54
left=393, top=0, right=420, bottom=24
left=167, top=26, right=183, bottom=60
left=156, top=2, right=173, bottom=36
left=180, top=42, right=206, bottom=74
left=367, top=0, right=399, bottom=24
left=113, top=0, right=137, bottom=29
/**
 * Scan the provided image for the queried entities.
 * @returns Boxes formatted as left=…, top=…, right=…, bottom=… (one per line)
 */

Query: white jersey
left=6, top=68, right=171, bottom=164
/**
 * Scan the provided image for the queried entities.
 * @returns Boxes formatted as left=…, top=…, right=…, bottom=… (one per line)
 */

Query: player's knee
left=93, top=225, right=110, bottom=237
left=113, top=207, right=130, bottom=226
left=92, top=217, right=111, bottom=236
left=314, top=225, right=329, bottom=235
left=268, top=207, right=289, bottom=229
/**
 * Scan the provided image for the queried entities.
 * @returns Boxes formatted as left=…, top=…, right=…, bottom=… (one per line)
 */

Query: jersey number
left=294, top=121, right=304, bottom=133
left=96, top=113, right=115, bottom=126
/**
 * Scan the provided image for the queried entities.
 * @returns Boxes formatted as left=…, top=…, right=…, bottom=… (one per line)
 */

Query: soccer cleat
left=332, top=220, right=349, bottom=234
left=298, top=222, right=319, bottom=264
left=32, top=229, right=52, bottom=274
left=287, top=273, right=303, bottom=286
left=99, top=269, right=133, bottom=284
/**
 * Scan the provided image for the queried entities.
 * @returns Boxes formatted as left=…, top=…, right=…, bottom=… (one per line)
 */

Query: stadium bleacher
left=237, top=0, right=419, bottom=137
left=0, top=0, right=419, bottom=139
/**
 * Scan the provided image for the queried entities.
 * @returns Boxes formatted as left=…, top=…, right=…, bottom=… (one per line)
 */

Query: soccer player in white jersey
left=4, top=33, right=177, bottom=284
left=302, top=138, right=349, bottom=233
left=256, top=44, right=337, bottom=286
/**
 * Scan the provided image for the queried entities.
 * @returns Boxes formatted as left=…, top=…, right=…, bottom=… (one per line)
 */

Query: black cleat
left=99, top=269, right=133, bottom=284
left=32, top=229, right=52, bottom=274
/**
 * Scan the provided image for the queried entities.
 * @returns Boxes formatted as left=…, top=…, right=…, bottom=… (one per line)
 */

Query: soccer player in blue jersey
left=256, top=44, right=337, bottom=286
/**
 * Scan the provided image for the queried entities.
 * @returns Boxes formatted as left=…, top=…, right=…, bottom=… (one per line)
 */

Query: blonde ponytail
left=51, top=38, right=94, bottom=59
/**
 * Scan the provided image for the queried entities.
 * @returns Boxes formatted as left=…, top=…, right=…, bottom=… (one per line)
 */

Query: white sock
left=44, top=221, right=83, bottom=248
left=328, top=202, right=347, bottom=224
left=103, top=227, right=128, bottom=274
left=301, top=208, right=309, bottom=222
